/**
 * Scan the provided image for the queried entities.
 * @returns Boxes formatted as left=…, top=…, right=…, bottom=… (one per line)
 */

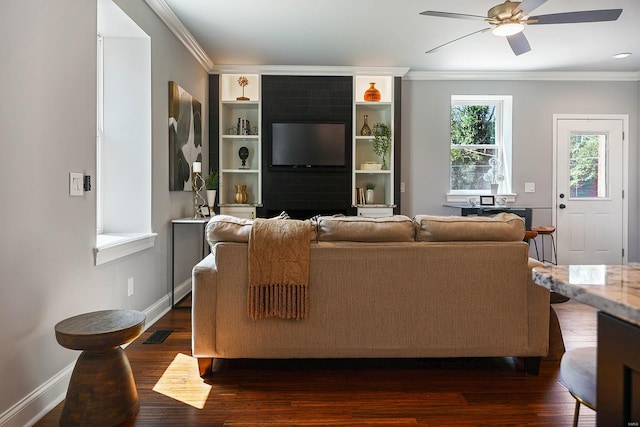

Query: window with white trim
left=95, top=0, right=155, bottom=265
left=449, top=95, right=512, bottom=196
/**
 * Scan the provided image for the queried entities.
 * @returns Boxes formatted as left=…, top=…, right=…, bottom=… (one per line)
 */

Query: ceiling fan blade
left=530, top=9, right=622, bottom=25
left=420, top=10, right=487, bottom=21
left=516, top=0, right=547, bottom=16
left=426, top=28, right=491, bottom=54
left=507, top=32, right=531, bottom=56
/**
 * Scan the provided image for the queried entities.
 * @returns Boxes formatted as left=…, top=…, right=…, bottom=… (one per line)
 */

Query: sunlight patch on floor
left=152, top=353, right=212, bottom=409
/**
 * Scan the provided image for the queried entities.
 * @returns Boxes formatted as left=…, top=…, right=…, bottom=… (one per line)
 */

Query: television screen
left=271, top=122, right=346, bottom=167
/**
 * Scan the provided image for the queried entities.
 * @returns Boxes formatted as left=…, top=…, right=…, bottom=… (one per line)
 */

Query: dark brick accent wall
left=208, top=74, right=219, bottom=180
left=260, top=75, right=353, bottom=218
left=393, top=76, right=402, bottom=214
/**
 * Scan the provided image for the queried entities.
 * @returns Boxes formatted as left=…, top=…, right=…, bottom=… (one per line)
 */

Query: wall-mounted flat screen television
left=271, top=122, right=347, bottom=168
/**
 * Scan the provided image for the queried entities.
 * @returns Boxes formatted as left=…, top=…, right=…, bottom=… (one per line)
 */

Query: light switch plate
left=70, top=172, right=84, bottom=196
left=524, top=182, right=535, bottom=193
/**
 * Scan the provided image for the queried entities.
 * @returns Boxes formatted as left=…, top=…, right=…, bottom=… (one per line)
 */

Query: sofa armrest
left=192, top=253, right=218, bottom=358
left=526, top=257, right=550, bottom=356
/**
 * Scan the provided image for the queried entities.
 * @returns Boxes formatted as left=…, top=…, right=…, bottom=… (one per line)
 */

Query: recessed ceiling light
left=612, top=52, right=631, bottom=59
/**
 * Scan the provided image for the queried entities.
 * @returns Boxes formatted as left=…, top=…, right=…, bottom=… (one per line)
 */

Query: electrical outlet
left=525, top=182, right=535, bottom=193
left=400, top=182, right=406, bottom=193
left=127, top=277, right=134, bottom=296
left=69, top=172, right=84, bottom=196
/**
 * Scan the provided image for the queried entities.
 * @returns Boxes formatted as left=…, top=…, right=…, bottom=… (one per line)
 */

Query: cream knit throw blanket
left=248, top=218, right=311, bottom=320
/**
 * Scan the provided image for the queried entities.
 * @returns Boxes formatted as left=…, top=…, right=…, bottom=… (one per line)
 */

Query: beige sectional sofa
left=192, top=214, right=550, bottom=377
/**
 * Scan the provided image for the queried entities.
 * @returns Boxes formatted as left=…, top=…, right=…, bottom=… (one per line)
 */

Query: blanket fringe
left=248, top=283, right=308, bottom=320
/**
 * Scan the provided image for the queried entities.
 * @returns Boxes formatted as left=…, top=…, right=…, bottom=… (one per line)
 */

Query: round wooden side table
left=55, top=309, right=145, bottom=426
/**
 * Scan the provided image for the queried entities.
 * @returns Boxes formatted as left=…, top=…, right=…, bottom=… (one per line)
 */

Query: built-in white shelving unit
left=353, top=75, right=395, bottom=217
left=218, top=74, right=261, bottom=219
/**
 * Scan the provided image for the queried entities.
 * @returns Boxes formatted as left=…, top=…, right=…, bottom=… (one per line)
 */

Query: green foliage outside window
left=451, top=105, right=495, bottom=146
left=450, top=105, right=497, bottom=190
left=570, top=134, right=602, bottom=197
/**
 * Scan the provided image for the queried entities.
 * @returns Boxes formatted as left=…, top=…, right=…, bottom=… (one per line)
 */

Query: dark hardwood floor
left=36, top=298, right=597, bottom=426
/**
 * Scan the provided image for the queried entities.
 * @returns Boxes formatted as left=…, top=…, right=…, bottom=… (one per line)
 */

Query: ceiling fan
left=420, top=0, right=622, bottom=56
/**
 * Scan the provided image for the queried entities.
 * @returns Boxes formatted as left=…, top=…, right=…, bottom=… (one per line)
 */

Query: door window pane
left=569, top=133, right=608, bottom=198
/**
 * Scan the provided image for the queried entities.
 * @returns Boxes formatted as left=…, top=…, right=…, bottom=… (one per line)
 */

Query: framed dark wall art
left=168, top=81, right=202, bottom=191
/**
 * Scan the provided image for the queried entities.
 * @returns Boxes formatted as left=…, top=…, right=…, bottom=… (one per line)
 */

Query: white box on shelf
left=361, top=162, right=382, bottom=170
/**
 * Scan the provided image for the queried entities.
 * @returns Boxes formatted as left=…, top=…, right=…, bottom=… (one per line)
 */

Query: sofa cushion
left=207, top=214, right=317, bottom=244
left=206, top=215, right=254, bottom=244
left=316, top=215, right=414, bottom=242
left=414, top=213, right=525, bottom=242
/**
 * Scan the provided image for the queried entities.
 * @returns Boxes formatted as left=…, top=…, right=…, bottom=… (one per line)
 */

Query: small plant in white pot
left=365, top=182, right=375, bottom=204
left=205, top=169, right=219, bottom=213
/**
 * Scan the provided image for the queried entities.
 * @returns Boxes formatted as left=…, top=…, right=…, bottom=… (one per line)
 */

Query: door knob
left=559, top=203, right=566, bottom=209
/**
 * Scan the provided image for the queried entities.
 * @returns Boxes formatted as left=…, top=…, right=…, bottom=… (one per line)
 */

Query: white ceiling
left=159, top=0, right=640, bottom=73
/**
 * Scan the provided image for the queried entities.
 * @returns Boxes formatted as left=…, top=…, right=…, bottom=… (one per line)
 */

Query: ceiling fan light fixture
left=492, top=22, right=524, bottom=36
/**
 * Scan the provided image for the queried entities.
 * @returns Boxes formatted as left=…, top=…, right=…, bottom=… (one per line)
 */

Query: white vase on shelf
left=365, top=189, right=375, bottom=204
left=490, top=184, right=499, bottom=195
left=206, top=190, right=217, bottom=212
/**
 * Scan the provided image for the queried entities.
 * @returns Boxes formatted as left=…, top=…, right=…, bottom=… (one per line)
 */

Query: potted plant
left=205, top=169, right=219, bottom=211
left=372, top=122, right=391, bottom=170
left=365, top=182, right=375, bottom=204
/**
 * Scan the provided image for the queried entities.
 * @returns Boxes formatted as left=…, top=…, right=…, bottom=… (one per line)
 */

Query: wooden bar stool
left=532, top=225, right=557, bottom=264
left=524, top=230, right=539, bottom=258
left=559, top=346, right=597, bottom=427
left=55, top=309, right=145, bottom=426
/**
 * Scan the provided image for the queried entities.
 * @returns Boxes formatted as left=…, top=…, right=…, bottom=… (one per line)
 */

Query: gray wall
left=401, top=79, right=639, bottom=261
left=0, top=2, right=638, bottom=425
left=0, top=1, right=208, bottom=425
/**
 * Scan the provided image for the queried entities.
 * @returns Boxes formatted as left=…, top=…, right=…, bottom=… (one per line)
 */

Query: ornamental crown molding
left=210, top=65, right=410, bottom=77
left=404, top=70, right=640, bottom=81
left=144, top=0, right=214, bottom=72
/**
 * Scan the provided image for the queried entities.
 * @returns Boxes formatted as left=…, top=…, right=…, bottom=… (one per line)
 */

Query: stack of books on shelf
left=355, top=187, right=365, bottom=205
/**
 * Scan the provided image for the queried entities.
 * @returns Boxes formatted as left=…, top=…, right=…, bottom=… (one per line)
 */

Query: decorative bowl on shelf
left=361, top=162, right=382, bottom=170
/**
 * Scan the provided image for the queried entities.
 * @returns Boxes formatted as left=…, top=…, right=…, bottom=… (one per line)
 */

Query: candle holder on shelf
left=192, top=162, right=206, bottom=218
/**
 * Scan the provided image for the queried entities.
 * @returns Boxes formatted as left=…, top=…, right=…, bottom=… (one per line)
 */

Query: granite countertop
left=532, top=264, right=640, bottom=327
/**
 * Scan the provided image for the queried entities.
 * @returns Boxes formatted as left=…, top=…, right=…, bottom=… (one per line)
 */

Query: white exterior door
left=554, top=115, right=627, bottom=265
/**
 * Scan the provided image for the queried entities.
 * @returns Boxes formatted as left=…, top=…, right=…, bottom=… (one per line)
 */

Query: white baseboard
left=173, top=278, right=192, bottom=306
left=0, top=362, right=74, bottom=427
left=0, top=290, right=181, bottom=427
left=142, top=293, right=173, bottom=331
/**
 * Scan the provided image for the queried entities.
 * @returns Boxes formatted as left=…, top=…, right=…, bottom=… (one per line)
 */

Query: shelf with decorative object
left=220, top=74, right=260, bottom=102
left=352, top=75, right=394, bottom=214
left=219, top=173, right=260, bottom=205
left=220, top=102, right=260, bottom=136
left=220, top=139, right=260, bottom=170
left=354, top=77, right=392, bottom=103
left=354, top=173, right=393, bottom=206
left=355, top=104, right=392, bottom=137
left=219, top=74, right=262, bottom=210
